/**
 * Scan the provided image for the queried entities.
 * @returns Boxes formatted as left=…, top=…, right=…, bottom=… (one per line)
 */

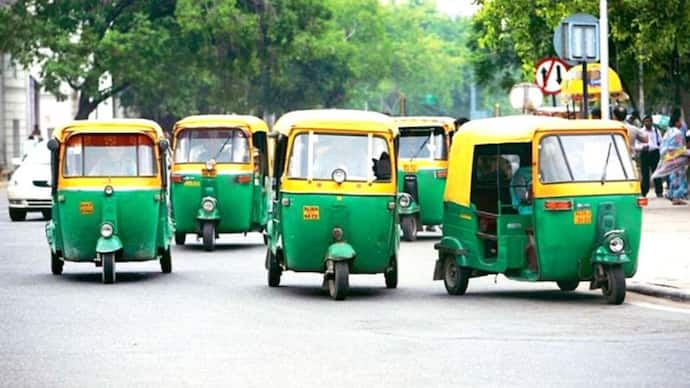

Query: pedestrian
left=652, top=115, right=690, bottom=205
left=627, top=110, right=642, bottom=127
left=590, top=107, right=601, bottom=119
left=635, top=115, right=663, bottom=197
left=613, top=105, right=648, bottom=150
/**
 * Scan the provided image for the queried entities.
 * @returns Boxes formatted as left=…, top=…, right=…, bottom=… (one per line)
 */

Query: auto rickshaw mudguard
left=325, top=242, right=356, bottom=262
left=196, top=207, right=221, bottom=221
left=398, top=198, right=420, bottom=215
left=45, top=221, right=56, bottom=247
left=96, top=235, right=123, bottom=254
left=433, top=237, right=467, bottom=280
left=591, top=246, right=631, bottom=265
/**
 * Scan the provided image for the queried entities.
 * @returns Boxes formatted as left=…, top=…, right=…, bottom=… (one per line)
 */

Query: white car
left=7, top=141, right=52, bottom=221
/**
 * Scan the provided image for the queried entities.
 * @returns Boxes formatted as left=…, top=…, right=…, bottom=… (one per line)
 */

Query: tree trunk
left=75, top=92, right=97, bottom=120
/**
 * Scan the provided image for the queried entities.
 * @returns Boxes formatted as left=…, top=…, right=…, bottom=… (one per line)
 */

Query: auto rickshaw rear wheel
left=328, top=261, right=349, bottom=301
left=160, top=248, right=172, bottom=273
left=174, top=232, right=186, bottom=246
left=102, top=253, right=116, bottom=284
left=267, top=249, right=281, bottom=287
left=202, top=222, right=215, bottom=251
left=602, top=265, right=626, bottom=305
left=9, top=208, right=26, bottom=221
left=401, top=216, right=417, bottom=242
left=444, top=256, right=469, bottom=295
left=51, top=250, right=63, bottom=275
left=385, top=256, right=398, bottom=289
left=557, top=280, right=579, bottom=291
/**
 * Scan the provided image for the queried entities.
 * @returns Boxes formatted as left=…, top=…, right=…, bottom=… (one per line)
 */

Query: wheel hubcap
left=446, top=260, right=458, bottom=287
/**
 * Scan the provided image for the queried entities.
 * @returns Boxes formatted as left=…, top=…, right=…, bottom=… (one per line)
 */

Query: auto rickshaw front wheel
left=202, top=222, right=215, bottom=251
left=385, top=256, right=398, bottom=289
left=160, top=248, right=172, bottom=273
left=557, top=280, right=580, bottom=291
left=51, top=251, right=63, bottom=275
left=328, top=261, right=349, bottom=301
left=444, top=256, right=470, bottom=295
left=266, top=249, right=281, bottom=287
left=101, top=253, right=116, bottom=284
left=401, top=216, right=417, bottom=242
left=174, top=232, right=186, bottom=246
left=602, top=265, right=626, bottom=305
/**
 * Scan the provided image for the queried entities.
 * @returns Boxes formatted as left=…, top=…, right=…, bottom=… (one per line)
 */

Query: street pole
left=600, top=0, right=610, bottom=119
left=582, top=61, right=588, bottom=117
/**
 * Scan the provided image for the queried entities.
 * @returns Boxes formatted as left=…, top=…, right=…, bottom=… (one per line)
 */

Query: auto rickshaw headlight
left=100, top=223, right=114, bottom=238
left=608, top=236, right=625, bottom=253
left=399, top=194, right=411, bottom=208
left=202, top=198, right=216, bottom=212
left=331, top=168, right=346, bottom=184
left=104, top=185, right=114, bottom=196
left=205, top=159, right=217, bottom=171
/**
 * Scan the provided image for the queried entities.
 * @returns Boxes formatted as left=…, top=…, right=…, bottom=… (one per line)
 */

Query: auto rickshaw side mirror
left=159, top=139, right=170, bottom=152
left=267, top=130, right=280, bottom=139
left=47, top=138, right=59, bottom=152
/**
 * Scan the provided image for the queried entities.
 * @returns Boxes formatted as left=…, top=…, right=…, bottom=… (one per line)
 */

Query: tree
left=0, top=0, right=179, bottom=119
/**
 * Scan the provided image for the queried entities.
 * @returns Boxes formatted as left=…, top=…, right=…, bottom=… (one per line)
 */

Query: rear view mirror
left=159, top=139, right=170, bottom=152
left=47, top=138, right=59, bottom=152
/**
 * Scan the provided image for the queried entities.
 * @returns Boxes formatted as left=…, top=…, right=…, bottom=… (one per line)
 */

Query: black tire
left=102, top=253, right=116, bottom=284
left=385, top=256, right=398, bottom=289
left=401, top=216, right=417, bottom=242
left=602, top=265, right=626, bottom=305
left=42, top=209, right=52, bottom=220
left=9, top=208, right=26, bottom=221
left=557, top=280, right=579, bottom=291
left=51, top=251, right=63, bottom=275
left=443, top=256, right=470, bottom=295
left=328, top=261, right=349, bottom=300
left=202, top=222, right=215, bottom=251
left=267, top=249, right=281, bottom=287
left=160, top=248, right=172, bottom=273
left=174, top=232, right=186, bottom=246
left=262, top=233, right=269, bottom=246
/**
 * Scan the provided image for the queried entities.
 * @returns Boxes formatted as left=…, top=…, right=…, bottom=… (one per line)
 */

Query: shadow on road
left=440, top=289, right=604, bottom=304
left=178, top=243, right=265, bottom=252
left=267, top=284, right=390, bottom=300
left=56, top=271, right=170, bottom=284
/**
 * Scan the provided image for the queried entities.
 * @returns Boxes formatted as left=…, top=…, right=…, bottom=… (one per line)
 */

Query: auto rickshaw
left=171, top=115, right=269, bottom=251
left=265, top=109, right=399, bottom=300
left=433, top=116, right=644, bottom=304
left=45, top=119, right=173, bottom=284
left=394, top=116, right=455, bottom=241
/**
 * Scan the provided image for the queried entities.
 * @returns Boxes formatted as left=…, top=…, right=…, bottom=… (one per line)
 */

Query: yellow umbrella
left=560, top=63, right=626, bottom=101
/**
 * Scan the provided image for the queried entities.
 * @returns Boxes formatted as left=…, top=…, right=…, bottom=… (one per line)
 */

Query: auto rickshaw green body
left=394, top=117, right=455, bottom=241
left=265, top=109, right=400, bottom=300
left=171, top=115, right=269, bottom=250
left=45, top=119, right=173, bottom=283
left=433, top=116, right=644, bottom=304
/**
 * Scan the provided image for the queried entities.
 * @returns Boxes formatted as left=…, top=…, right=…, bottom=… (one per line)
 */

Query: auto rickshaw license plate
left=402, top=163, right=417, bottom=173
left=79, top=201, right=94, bottom=215
left=574, top=209, right=592, bottom=224
left=303, top=206, right=320, bottom=220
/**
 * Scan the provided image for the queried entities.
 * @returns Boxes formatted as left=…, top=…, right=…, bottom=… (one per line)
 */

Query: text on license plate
left=574, top=209, right=592, bottom=224
left=303, top=206, right=320, bottom=220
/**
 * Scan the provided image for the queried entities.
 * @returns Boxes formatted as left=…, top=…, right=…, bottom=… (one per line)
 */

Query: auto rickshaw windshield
left=399, top=127, right=446, bottom=160
left=63, top=133, right=156, bottom=177
left=175, top=128, right=249, bottom=164
left=539, top=133, right=636, bottom=183
left=287, top=132, right=391, bottom=181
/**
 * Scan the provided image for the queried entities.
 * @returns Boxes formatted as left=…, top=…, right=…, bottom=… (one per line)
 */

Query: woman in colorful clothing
left=652, top=116, right=690, bottom=205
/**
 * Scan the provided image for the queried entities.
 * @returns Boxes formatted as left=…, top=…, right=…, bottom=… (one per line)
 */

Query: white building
left=0, top=53, right=122, bottom=172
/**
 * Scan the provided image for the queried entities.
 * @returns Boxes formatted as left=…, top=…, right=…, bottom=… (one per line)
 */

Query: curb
left=628, top=281, right=690, bottom=302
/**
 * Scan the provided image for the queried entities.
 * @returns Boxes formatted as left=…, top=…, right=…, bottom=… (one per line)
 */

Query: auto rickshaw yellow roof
left=393, top=116, right=456, bottom=132
left=173, top=114, right=268, bottom=134
left=273, top=109, right=398, bottom=137
left=455, top=115, right=626, bottom=145
left=52, top=119, right=165, bottom=142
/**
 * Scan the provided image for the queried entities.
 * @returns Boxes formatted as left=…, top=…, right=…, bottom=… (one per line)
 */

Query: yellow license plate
left=402, top=164, right=417, bottom=173
left=303, top=206, right=320, bottom=220
left=183, top=180, right=200, bottom=187
left=574, top=209, right=592, bottom=224
left=79, top=201, right=94, bottom=215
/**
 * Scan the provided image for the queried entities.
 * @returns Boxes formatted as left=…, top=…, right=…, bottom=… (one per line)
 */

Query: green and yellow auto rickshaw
left=394, top=116, right=455, bottom=241
left=45, top=119, right=173, bottom=284
left=433, top=116, right=644, bottom=304
left=265, top=109, right=399, bottom=300
left=171, top=115, right=269, bottom=251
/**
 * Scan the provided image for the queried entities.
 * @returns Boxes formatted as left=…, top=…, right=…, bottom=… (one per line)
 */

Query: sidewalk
left=629, top=196, right=690, bottom=301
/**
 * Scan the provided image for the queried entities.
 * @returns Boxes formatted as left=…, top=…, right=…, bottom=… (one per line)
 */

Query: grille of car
left=25, top=199, right=52, bottom=207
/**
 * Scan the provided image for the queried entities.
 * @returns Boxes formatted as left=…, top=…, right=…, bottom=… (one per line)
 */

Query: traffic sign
left=534, top=57, right=569, bottom=95
left=553, top=13, right=600, bottom=65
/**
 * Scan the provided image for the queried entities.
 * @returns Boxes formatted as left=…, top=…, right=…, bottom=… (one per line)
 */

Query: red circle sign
left=534, top=57, right=569, bottom=95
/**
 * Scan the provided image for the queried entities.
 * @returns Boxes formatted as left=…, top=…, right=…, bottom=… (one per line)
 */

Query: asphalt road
left=1, top=193, right=689, bottom=387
